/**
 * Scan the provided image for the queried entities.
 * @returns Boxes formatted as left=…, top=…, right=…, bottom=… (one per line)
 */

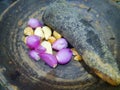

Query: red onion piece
left=56, top=48, right=72, bottom=64
left=28, top=18, right=43, bottom=28
left=35, top=45, right=46, bottom=54
left=29, top=50, right=40, bottom=61
left=26, top=35, right=40, bottom=49
left=52, top=38, right=68, bottom=50
left=39, top=53, right=57, bottom=68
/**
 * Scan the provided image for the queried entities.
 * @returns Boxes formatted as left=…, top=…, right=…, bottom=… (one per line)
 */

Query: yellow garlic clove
left=34, top=27, right=44, bottom=39
left=24, top=27, right=34, bottom=36
left=53, top=31, right=62, bottom=39
left=48, top=36, right=56, bottom=44
left=71, top=48, right=79, bottom=56
left=22, top=36, right=27, bottom=44
left=41, top=41, right=53, bottom=54
left=42, top=26, right=52, bottom=40
left=74, top=55, right=82, bottom=61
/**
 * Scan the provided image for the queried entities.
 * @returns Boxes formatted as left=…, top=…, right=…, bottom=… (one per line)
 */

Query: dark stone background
left=0, top=0, right=16, bottom=90
left=0, top=0, right=16, bottom=14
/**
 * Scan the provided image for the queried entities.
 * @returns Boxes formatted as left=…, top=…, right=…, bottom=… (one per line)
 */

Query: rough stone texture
left=43, top=0, right=120, bottom=85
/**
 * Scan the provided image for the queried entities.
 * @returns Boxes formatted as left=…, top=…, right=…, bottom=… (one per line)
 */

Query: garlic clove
left=48, top=36, right=56, bottom=44
left=34, top=27, right=44, bottom=39
left=24, top=27, right=34, bottom=36
left=42, top=26, right=52, bottom=40
left=22, top=36, right=27, bottom=44
left=74, top=55, right=82, bottom=61
left=41, top=41, right=53, bottom=54
left=53, top=31, right=62, bottom=39
left=71, top=48, right=79, bottom=56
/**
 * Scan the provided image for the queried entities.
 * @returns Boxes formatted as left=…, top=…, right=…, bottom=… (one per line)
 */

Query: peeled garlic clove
left=41, top=41, right=53, bottom=54
left=22, top=36, right=27, bottom=44
left=53, top=31, right=62, bottom=39
left=24, top=37, right=27, bottom=44
left=71, top=48, right=79, bottom=56
left=24, top=27, right=34, bottom=36
left=74, top=55, right=82, bottom=61
left=48, top=36, right=56, bottom=44
left=42, top=26, right=52, bottom=40
left=34, top=27, right=44, bottom=39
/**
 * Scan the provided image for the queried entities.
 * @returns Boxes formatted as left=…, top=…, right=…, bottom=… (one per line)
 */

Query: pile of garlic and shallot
left=23, top=18, right=82, bottom=68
